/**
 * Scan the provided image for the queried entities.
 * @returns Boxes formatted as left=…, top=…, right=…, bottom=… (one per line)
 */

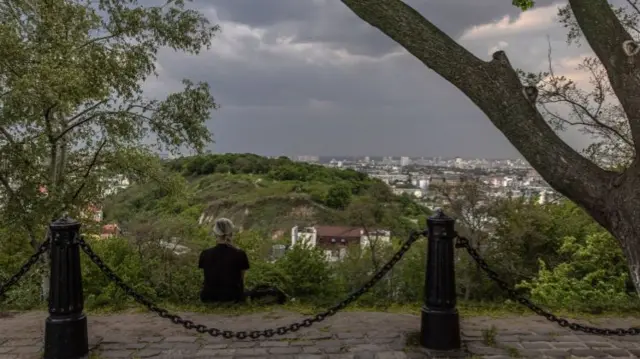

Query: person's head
left=212, top=217, right=234, bottom=243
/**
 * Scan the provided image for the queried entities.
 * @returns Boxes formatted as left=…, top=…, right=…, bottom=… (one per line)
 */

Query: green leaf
left=512, top=0, right=535, bottom=10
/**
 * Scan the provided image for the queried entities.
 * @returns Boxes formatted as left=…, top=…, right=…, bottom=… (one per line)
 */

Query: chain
left=79, top=230, right=425, bottom=339
left=0, top=239, right=50, bottom=297
left=455, top=235, right=640, bottom=336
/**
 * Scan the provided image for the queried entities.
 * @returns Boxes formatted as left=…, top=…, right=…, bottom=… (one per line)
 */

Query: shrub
left=275, top=244, right=337, bottom=300
left=518, top=232, right=633, bottom=311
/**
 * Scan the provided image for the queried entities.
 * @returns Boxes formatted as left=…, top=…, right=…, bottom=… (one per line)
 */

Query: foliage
left=512, top=0, right=535, bottom=11
left=2, top=196, right=640, bottom=314
left=326, top=184, right=352, bottom=210
left=0, top=0, right=218, bottom=249
left=518, top=232, right=632, bottom=312
left=103, top=154, right=428, bottom=238
left=274, top=244, right=337, bottom=300
left=1, top=153, right=639, bottom=314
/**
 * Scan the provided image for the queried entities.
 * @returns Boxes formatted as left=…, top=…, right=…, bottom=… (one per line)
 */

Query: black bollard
left=420, top=209, right=461, bottom=350
left=44, top=217, right=89, bottom=359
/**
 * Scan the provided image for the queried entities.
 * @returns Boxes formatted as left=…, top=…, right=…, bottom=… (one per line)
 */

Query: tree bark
left=609, top=174, right=640, bottom=296
left=339, top=0, right=640, bottom=294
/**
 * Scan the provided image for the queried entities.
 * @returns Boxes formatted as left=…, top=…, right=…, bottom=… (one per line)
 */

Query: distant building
left=294, top=155, right=319, bottom=163
left=83, top=204, right=103, bottom=222
left=291, top=225, right=391, bottom=262
left=101, top=224, right=121, bottom=239
left=400, top=157, right=411, bottom=167
left=103, top=175, right=130, bottom=196
left=159, top=239, right=190, bottom=256
left=158, top=153, right=177, bottom=160
left=392, top=187, right=423, bottom=198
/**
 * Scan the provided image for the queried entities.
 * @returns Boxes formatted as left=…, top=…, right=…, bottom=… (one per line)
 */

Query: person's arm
left=239, top=251, right=250, bottom=278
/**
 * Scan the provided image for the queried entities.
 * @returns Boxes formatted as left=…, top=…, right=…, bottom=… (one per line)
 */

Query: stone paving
left=0, top=311, right=639, bottom=358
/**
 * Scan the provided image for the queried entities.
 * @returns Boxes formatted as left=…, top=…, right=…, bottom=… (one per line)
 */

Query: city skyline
left=206, top=151, right=529, bottom=162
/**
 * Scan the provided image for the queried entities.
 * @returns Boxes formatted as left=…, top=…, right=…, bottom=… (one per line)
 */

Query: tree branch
left=541, top=97, right=633, bottom=147
left=55, top=100, right=109, bottom=141
left=76, top=34, right=118, bottom=51
left=55, top=102, right=150, bottom=141
left=568, top=0, right=640, bottom=155
left=43, top=104, right=57, bottom=143
left=340, top=0, right=616, bottom=227
left=626, top=0, right=640, bottom=18
left=0, top=126, right=16, bottom=146
left=0, top=172, right=16, bottom=200
left=70, top=138, right=108, bottom=202
left=358, top=219, right=379, bottom=270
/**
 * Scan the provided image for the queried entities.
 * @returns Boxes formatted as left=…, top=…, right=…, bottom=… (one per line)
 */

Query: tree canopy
left=0, top=0, right=218, bottom=247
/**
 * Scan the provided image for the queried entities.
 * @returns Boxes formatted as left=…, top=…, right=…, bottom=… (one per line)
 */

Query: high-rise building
left=400, top=156, right=411, bottom=166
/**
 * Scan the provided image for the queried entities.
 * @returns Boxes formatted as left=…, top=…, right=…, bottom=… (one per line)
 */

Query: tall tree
left=340, top=0, right=640, bottom=295
left=0, top=0, right=217, bottom=252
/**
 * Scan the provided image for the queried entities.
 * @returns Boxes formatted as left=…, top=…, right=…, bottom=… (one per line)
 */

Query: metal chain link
left=79, top=230, right=425, bottom=339
left=455, top=235, right=640, bottom=336
left=0, top=239, right=50, bottom=297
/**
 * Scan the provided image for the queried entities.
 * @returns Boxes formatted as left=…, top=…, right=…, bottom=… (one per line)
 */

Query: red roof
left=315, top=226, right=362, bottom=238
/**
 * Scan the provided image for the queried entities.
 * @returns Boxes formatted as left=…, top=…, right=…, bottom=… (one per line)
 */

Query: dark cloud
left=207, top=0, right=560, bottom=57
left=147, top=0, right=590, bottom=158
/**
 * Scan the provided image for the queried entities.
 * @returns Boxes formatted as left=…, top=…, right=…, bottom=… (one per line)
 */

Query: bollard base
left=420, top=306, right=461, bottom=351
left=44, top=314, right=89, bottom=359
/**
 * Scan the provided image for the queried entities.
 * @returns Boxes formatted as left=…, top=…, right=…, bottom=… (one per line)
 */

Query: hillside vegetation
left=3, top=154, right=639, bottom=315
left=103, top=153, right=429, bottom=239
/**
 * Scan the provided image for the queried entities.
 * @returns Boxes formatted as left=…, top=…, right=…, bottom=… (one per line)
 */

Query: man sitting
left=198, top=218, right=286, bottom=304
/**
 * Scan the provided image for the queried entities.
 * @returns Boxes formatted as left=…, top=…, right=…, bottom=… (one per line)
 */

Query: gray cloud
left=147, top=0, right=595, bottom=158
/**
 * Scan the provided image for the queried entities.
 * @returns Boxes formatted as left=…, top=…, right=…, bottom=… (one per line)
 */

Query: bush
left=518, top=232, right=633, bottom=311
left=274, top=244, right=337, bottom=300
left=2, top=195, right=639, bottom=315
left=326, top=184, right=352, bottom=210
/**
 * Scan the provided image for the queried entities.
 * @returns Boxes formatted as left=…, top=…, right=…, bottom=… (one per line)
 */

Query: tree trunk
left=622, top=240, right=640, bottom=297
left=609, top=176, right=640, bottom=296
left=608, top=221, right=640, bottom=296
left=40, top=257, right=50, bottom=302
left=340, top=0, right=640, bottom=294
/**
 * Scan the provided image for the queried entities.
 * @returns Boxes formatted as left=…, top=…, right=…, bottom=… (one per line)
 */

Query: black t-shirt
left=198, top=243, right=250, bottom=302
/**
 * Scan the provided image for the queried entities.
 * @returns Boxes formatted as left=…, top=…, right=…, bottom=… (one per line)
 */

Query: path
left=0, top=311, right=639, bottom=358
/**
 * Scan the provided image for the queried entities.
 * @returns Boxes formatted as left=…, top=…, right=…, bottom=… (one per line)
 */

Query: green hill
left=102, top=154, right=429, bottom=240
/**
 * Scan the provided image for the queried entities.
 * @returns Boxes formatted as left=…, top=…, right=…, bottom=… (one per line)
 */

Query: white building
left=291, top=225, right=391, bottom=262
left=103, top=175, right=130, bottom=196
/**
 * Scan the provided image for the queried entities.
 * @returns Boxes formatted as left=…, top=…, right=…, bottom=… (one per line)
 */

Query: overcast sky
left=144, top=0, right=598, bottom=159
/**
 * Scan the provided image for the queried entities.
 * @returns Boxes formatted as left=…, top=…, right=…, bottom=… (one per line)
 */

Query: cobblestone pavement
left=0, top=311, right=639, bottom=358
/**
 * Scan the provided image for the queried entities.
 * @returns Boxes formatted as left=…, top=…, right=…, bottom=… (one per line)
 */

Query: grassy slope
left=190, top=174, right=343, bottom=232
left=103, top=172, right=381, bottom=237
